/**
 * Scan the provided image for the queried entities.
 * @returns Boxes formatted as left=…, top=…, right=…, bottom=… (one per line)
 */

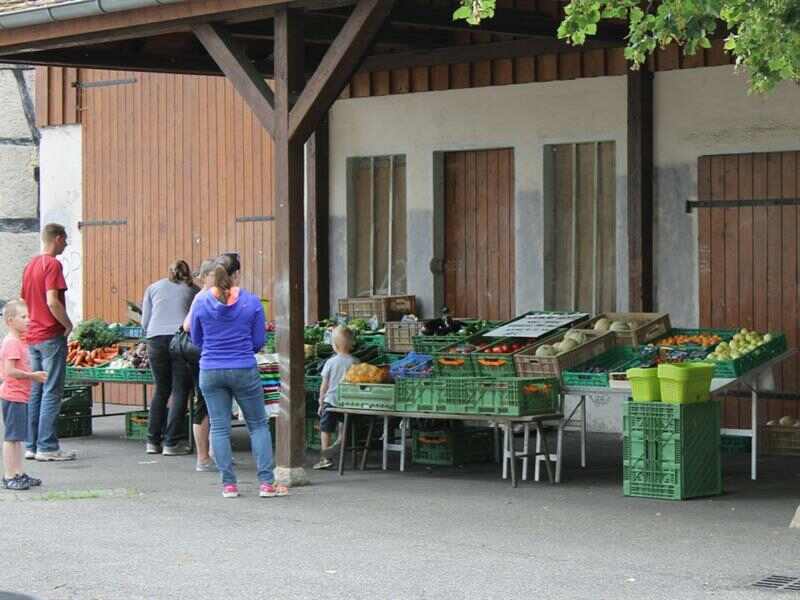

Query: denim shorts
left=319, top=403, right=341, bottom=433
left=2, top=400, right=28, bottom=442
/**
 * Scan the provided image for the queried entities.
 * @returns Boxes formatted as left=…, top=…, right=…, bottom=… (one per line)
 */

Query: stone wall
left=0, top=64, right=39, bottom=332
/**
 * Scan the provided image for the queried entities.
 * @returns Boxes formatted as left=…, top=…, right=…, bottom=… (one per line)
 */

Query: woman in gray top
left=141, top=260, right=198, bottom=455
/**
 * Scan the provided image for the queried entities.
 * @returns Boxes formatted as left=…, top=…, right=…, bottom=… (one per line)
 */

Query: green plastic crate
left=473, top=338, right=534, bottom=378
left=652, top=328, right=736, bottom=350
left=61, top=385, right=93, bottom=413
left=395, top=377, right=487, bottom=414
left=431, top=335, right=494, bottom=377
left=358, top=334, right=385, bottom=350
left=67, top=365, right=154, bottom=384
left=705, top=333, right=787, bottom=378
left=623, top=401, right=722, bottom=500
left=721, top=434, right=751, bottom=455
left=473, top=377, right=560, bottom=416
left=411, top=320, right=501, bottom=355
left=412, top=427, right=495, bottom=466
left=336, top=383, right=396, bottom=410
left=125, top=410, right=149, bottom=441
left=562, top=346, right=648, bottom=388
left=57, top=414, right=92, bottom=438
left=657, top=363, right=714, bottom=404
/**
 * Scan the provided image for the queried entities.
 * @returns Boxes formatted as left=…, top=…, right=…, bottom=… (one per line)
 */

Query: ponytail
left=212, top=265, right=233, bottom=303
left=169, top=260, right=193, bottom=285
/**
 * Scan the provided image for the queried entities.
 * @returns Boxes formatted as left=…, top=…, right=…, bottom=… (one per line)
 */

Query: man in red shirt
left=21, top=223, right=76, bottom=461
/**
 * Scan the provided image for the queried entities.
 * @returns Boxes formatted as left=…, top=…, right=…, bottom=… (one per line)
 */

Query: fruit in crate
left=535, top=345, right=557, bottom=358
left=344, top=363, right=388, bottom=384
left=594, top=318, right=611, bottom=332
left=67, top=341, right=119, bottom=367
left=659, top=334, right=722, bottom=348
left=609, top=320, right=631, bottom=332
left=555, top=338, right=578, bottom=354
left=485, top=341, right=526, bottom=354
left=564, top=330, right=586, bottom=345
left=706, top=329, right=772, bottom=361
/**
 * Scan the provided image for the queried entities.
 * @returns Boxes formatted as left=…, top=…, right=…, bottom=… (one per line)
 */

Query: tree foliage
left=454, top=0, right=800, bottom=92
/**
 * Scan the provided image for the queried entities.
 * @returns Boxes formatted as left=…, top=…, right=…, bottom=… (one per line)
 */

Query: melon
left=535, top=344, right=556, bottom=358
left=558, top=338, right=578, bottom=354
left=609, top=321, right=630, bottom=332
left=564, top=330, right=586, bottom=345
left=594, top=318, right=611, bottom=332
left=779, top=415, right=795, bottom=427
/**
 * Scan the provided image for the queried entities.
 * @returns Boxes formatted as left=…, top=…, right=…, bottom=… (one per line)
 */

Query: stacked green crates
left=412, top=427, right=495, bottom=466
left=57, top=385, right=92, bottom=438
left=623, top=401, right=722, bottom=500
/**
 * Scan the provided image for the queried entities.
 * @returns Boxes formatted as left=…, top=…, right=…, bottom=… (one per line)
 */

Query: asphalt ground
left=0, top=408, right=798, bottom=600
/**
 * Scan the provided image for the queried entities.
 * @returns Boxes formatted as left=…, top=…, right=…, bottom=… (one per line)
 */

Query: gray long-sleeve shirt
left=141, top=279, right=198, bottom=338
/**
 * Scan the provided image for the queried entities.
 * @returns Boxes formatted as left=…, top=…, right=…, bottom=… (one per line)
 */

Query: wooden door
left=443, top=148, right=515, bottom=320
left=698, top=152, right=800, bottom=429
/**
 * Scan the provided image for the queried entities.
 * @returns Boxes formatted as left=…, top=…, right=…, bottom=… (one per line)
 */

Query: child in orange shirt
left=1, top=300, right=47, bottom=490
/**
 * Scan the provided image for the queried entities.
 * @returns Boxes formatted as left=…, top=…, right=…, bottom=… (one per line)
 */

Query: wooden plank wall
left=343, top=0, right=734, bottom=99
left=35, top=66, right=81, bottom=127
left=80, top=69, right=275, bottom=404
left=443, top=148, right=515, bottom=320
left=698, top=152, right=800, bottom=429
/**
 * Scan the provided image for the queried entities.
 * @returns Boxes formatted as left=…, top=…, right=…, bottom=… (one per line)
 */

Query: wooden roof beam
left=194, top=22, right=276, bottom=135
left=289, top=0, right=394, bottom=144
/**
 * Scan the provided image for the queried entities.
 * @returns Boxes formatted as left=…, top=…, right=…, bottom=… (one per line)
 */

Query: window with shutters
left=347, top=155, right=407, bottom=297
left=544, top=142, right=617, bottom=313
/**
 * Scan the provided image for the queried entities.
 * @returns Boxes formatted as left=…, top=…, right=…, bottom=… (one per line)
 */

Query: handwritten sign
left=486, top=312, right=589, bottom=338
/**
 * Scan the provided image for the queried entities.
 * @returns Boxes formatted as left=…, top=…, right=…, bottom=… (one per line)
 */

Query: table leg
left=580, top=395, right=587, bottom=468
left=101, top=383, right=107, bottom=416
left=751, top=388, right=758, bottom=481
left=522, top=424, right=530, bottom=481
left=360, top=417, right=375, bottom=471
left=508, top=422, right=517, bottom=488
left=338, top=413, right=349, bottom=476
left=534, top=427, right=542, bottom=482
left=382, top=416, right=389, bottom=471
left=142, top=384, right=147, bottom=410
left=400, top=418, right=407, bottom=472
left=501, top=425, right=509, bottom=480
left=537, top=422, right=554, bottom=484
left=556, top=420, right=564, bottom=484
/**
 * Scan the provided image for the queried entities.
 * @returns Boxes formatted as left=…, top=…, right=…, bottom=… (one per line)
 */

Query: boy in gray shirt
left=315, top=326, right=358, bottom=470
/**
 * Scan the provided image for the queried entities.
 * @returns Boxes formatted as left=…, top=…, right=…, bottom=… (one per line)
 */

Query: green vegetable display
left=73, top=319, right=122, bottom=351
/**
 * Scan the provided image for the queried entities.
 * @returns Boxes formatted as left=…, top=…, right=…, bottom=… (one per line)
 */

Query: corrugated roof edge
left=0, top=0, right=185, bottom=29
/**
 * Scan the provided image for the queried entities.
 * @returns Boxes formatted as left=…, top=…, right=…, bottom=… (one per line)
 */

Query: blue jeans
left=27, top=335, right=67, bottom=453
left=199, top=367, right=274, bottom=486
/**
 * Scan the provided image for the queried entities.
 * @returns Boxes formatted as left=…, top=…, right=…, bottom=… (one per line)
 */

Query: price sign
left=486, top=312, right=589, bottom=338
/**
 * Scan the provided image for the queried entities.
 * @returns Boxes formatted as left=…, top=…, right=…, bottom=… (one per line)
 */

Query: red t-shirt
left=0, top=335, right=31, bottom=402
left=21, top=254, right=68, bottom=345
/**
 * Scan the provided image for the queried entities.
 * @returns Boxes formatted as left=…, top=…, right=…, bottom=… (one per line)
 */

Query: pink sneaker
left=222, top=484, right=239, bottom=498
left=259, top=482, right=289, bottom=498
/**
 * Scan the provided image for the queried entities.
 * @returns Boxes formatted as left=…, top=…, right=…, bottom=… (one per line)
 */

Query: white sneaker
left=35, top=449, right=77, bottom=462
left=24, top=450, right=36, bottom=460
left=146, top=443, right=162, bottom=454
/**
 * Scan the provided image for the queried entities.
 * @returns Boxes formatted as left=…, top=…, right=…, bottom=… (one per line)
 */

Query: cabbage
left=535, top=345, right=556, bottom=358
left=564, top=330, right=586, bottom=345
left=594, top=318, right=611, bottom=332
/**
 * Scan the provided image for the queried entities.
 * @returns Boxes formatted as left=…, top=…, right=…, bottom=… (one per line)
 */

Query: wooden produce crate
left=763, top=424, right=800, bottom=456
left=578, top=312, right=671, bottom=346
left=385, top=321, right=424, bottom=353
left=514, top=331, right=615, bottom=379
left=338, top=295, right=416, bottom=324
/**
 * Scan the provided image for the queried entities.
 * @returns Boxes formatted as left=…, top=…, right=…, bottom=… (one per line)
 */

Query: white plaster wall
left=39, top=125, right=83, bottom=322
left=329, top=65, right=800, bottom=433
left=329, top=77, right=630, bottom=319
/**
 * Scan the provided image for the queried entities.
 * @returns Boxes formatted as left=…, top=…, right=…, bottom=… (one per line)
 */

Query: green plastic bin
left=627, top=367, right=661, bottom=402
left=657, top=363, right=714, bottom=404
left=336, top=383, right=396, bottom=410
left=412, top=427, right=495, bottom=466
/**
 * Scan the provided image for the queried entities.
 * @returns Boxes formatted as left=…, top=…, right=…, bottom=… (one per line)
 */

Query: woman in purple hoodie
left=190, top=258, right=288, bottom=499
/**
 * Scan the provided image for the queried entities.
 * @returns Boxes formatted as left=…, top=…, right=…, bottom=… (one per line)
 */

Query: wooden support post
left=273, top=6, right=308, bottom=486
left=627, top=66, right=654, bottom=312
left=307, top=115, right=330, bottom=322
